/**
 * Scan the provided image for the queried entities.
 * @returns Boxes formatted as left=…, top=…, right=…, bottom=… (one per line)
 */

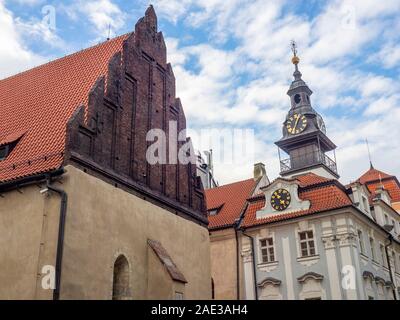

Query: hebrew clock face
left=317, top=116, right=326, bottom=134
left=287, top=113, right=307, bottom=135
left=270, top=189, right=291, bottom=211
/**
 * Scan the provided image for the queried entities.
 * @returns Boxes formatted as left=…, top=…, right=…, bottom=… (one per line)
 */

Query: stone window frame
left=109, top=249, right=133, bottom=300
left=379, top=242, right=387, bottom=267
left=259, top=237, right=276, bottom=264
left=298, top=230, right=316, bottom=258
left=357, top=229, right=365, bottom=255
left=369, top=236, right=376, bottom=262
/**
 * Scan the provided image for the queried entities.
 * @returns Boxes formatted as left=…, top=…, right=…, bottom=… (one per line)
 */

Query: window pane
left=307, top=231, right=313, bottom=238
left=299, top=232, right=306, bottom=240
left=310, top=247, right=316, bottom=255
left=267, top=238, right=273, bottom=246
left=301, top=249, right=308, bottom=257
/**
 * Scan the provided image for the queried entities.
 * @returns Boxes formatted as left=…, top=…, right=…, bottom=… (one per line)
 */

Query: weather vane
left=290, top=40, right=298, bottom=57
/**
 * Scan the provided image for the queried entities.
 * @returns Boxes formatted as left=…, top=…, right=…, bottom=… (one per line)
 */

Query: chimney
left=254, top=163, right=266, bottom=181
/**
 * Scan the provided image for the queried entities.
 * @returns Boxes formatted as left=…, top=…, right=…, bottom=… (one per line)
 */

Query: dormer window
left=361, top=196, right=369, bottom=213
left=208, top=205, right=223, bottom=216
left=0, top=145, right=9, bottom=161
left=0, top=131, right=25, bottom=161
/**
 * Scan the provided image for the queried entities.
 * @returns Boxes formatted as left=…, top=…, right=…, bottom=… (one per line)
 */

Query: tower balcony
left=280, top=150, right=338, bottom=176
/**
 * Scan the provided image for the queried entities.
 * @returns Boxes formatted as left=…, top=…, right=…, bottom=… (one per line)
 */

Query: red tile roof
left=205, top=172, right=351, bottom=229
left=0, top=34, right=129, bottom=183
left=366, top=180, right=400, bottom=203
left=295, top=173, right=333, bottom=187
left=358, top=167, right=392, bottom=184
left=242, top=183, right=352, bottom=228
left=357, top=167, right=400, bottom=203
left=205, top=178, right=257, bottom=229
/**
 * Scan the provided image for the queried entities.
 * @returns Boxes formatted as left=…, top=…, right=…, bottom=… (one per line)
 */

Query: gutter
left=384, top=234, right=397, bottom=300
left=44, top=175, right=68, bottom=301
left=0, top=168, right=64, bottom=193
left=240, top=229, right=258, bottom=300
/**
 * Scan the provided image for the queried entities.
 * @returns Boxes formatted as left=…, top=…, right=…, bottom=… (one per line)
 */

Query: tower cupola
left=275, top=42, right=339, bottom=179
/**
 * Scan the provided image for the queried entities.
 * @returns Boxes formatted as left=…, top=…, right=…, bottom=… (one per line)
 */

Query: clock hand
left=293, top=114, right=300, bottom=132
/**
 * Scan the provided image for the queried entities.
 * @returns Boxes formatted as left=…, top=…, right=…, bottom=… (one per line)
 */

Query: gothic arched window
left=112, top=255, right=130, bottom=300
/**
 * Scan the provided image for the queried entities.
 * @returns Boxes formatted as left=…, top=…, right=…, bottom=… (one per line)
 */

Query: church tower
left=275, top=42, right=339, bottom=179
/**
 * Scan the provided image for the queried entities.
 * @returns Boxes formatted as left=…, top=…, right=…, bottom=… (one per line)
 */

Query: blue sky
left=1, top=0, right=400, bottom=184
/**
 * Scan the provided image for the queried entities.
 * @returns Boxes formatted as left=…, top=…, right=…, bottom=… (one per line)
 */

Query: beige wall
left=0, top=165, right=211, bottom=300
left=210, top=228, right=241, bottom=299
left=0, top=183, right=60, bottom=299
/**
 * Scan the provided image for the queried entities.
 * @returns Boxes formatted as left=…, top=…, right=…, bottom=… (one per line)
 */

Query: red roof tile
left=242, top=184, right=352, bottom=227
left=205, top=178, right=257, bottom=229
left=0, top=34, right=129, bottom=183
left=367, top=180, right=400, bottom=203
left=295, top=173, right=333, bottom=187
left=358, top=167, right=400, bottom=203
left=358, top=167, right=392, bottom=184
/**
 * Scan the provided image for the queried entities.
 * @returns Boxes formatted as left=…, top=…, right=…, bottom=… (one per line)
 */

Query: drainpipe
left=384, top=234, right=397, bottom=300
left=234, top=226, right=240, bottom=300
left=240, top=230, right=258, bottom=300
left=45, top=176, right=68, bottom=300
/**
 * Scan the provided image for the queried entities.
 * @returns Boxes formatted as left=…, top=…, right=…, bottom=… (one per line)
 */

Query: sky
left=1, top=0, right=400, bottom=185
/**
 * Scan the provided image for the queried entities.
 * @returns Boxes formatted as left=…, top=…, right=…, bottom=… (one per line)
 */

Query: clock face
left=287, top=114, right=307, bottom=135
left=317, top=116, right=326, bottom=134
left=270, top=189, right=291, bottom=211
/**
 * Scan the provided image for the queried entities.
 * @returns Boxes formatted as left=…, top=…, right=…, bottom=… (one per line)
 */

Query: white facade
left=241, top=196, right=400, bottom=300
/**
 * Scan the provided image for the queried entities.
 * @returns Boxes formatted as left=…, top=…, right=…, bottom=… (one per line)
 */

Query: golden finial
left=291, top=40, right=300, bottom=65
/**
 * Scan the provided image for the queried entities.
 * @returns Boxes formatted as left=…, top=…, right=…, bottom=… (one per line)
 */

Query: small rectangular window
left=299, top=230, right=316, bottom=257
left=362, top=196, right=368, bottom=212
left=380, top=244, right=387, bottom=267
left=370, top=237, right=375, bottom=260
left=358, top=230, right=365, bottom=254
left=260, top=237, right=275, bottom=263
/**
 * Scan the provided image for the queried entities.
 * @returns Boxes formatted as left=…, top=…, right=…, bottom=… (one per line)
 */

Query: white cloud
left=0, top=1, right=46, bottom=79
left=61, top=0, right=126, bottom=38
left=159, top=0, right=400, bottom=184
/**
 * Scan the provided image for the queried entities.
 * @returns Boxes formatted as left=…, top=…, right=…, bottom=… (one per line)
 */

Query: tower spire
left=290, top=40, right=301, bottom=80
left=365, top=138, right=374, bottom=169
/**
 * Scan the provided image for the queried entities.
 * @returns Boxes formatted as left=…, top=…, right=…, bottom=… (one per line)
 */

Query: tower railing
left=280, top=150, right=337, bottom=174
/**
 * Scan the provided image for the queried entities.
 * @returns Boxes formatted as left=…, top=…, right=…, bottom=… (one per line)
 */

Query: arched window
left=112, top=255, right=130, bottom=300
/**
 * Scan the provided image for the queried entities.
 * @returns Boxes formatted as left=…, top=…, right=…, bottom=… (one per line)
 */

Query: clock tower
left=275, top=43, right=339, bottom=179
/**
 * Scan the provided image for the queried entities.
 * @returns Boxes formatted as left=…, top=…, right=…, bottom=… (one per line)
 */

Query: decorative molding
left=322, top=235, right=338, bottom=249
left=256, top=179, right=310, bottom=220
left=297, top=255, right=320, bottom=267
left=258, top=261, right=279, bottom=272
left=258, top=277, right=282, bottom=287
left=362, top=270, right=375, bottom=281
left=297, top=272, right=324, bottom=283
left=241, top=249, right=253, bottom=263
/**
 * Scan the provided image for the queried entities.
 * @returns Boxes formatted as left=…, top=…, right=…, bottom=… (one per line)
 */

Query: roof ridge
left=0, top=33, right=131, bottom=82
left=209, top=177, right=254, bottom=190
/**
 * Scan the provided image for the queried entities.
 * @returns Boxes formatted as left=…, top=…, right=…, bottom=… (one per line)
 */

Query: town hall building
left=207, top=49, right=400, bottom=300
